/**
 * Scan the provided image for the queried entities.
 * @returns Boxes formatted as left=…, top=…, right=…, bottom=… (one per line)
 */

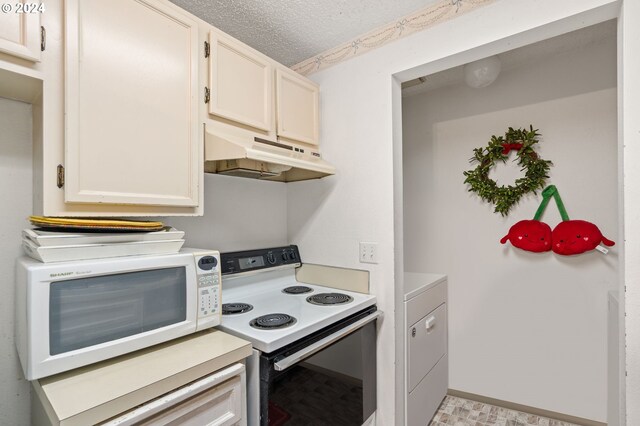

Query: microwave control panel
left=194, top=251, right=221, bottom=330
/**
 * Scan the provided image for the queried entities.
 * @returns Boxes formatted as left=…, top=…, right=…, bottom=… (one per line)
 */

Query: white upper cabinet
left=208, top=31, right=273, bottom=132
left=64, top=0, right=199, bottom=207
left=0, top=2, right=41, bottom=61
left=207, top=31, right=321, bottom=148
left=276, top=68, right=319, bottom=146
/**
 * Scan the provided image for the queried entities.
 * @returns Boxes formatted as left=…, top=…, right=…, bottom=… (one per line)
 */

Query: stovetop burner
left=306, top=293, right=354, bottom=306
left=250, top=313, right=297, bottom=330
left=282, top=286, right=313, bottom=294
left=222, top=303, right=254, bottom=315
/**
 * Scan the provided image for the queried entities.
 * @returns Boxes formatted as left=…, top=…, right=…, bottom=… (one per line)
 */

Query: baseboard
left=447, top=389, right=606, bottom=426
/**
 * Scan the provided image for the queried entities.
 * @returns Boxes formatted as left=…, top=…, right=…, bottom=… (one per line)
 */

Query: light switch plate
left=359, top=242, right=378, bottom=264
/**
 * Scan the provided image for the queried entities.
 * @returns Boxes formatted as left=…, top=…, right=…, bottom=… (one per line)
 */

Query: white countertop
left=403, top=272, right=447, bottom=301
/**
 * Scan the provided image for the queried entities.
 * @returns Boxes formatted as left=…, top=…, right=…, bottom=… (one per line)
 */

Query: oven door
left=258, top=307, right=381, bottom=426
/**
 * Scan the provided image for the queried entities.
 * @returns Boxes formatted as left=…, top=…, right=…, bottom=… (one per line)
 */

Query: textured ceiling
left=169, top=0, right=440, bottom=66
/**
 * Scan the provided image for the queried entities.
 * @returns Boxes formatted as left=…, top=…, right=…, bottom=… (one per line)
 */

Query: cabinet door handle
left=425, top=315, right=436, bottom=331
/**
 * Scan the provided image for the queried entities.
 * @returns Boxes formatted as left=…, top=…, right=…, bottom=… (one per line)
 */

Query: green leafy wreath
left=463, top=126, right=552, bottom=216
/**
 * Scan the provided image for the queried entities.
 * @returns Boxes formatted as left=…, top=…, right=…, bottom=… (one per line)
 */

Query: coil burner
left=282, top=286, right=313, bottom=295
left=222, top=303, right=254, bottom=315
left=306, top=293, right=354, bottom=306
left=249, top=313, right=297, bottom=330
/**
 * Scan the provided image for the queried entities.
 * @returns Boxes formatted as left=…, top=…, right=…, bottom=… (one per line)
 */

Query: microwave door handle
left=273, top=310, right=383, bottom=372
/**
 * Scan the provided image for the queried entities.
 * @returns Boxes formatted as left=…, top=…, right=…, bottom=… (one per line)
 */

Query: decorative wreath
left=463, top=126, right=552, bottom=216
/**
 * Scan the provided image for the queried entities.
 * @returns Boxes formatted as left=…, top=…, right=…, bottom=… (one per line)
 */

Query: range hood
left=204, top=127, right=335, bottom=182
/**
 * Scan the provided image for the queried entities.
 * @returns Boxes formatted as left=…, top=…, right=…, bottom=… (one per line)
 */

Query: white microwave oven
left=16, top=248, right=221, bottom=380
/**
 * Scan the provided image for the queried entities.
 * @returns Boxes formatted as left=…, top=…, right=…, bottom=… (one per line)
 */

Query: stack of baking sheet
left=23, top=217, right=185, bottom=262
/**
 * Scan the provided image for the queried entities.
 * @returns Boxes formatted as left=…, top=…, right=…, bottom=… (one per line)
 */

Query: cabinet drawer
left=407, top=357, right=448, bottom=426
left=408, top=303, right=447, bottom=392
left=101, top=363, right=244, bottom=426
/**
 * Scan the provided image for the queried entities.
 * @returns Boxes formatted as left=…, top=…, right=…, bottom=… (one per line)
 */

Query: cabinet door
left=65, top=0, right=199, bottom=207
left=209, top=31, right=272, bottom=132
left=275, top=68, right=319, bottom=145
left=408, top=303, right=447, bottom=392
left=0, top=1, right=41, bottom=61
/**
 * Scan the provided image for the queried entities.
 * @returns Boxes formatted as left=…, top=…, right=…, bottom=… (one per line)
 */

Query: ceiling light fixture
left=463, top=55, right=501, bottom=88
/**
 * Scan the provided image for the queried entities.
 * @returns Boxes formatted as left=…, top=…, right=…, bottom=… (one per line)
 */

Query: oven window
left=271, top=333, right=364, bottom=425
left=49, top=267, right=187, bottom=355
left=264, top=318, right=377, bottom=426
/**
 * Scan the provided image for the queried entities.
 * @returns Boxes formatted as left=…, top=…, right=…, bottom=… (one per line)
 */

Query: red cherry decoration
left=500, top=220, right=552, bottom=253
left=552, top=220, right=615, bottom=255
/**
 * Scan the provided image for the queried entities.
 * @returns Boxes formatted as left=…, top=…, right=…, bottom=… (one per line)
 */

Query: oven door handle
left=274, top=310, right=383, bottom=371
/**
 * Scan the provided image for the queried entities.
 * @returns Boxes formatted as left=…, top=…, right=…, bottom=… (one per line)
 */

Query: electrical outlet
left=359, top=242, right=378, bottom=264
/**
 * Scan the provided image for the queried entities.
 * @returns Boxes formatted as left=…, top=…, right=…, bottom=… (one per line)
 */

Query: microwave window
left=49, top=267, right=187, bottom=356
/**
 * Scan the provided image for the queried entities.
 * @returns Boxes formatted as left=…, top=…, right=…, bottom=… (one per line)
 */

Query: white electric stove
left=218, top=268, right=377, bottom=353
left=216, top=246, right=380, bottom=426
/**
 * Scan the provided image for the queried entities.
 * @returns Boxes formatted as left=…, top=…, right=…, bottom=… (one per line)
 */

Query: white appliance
left=217, top=245, right=381, bottom=426
left=16, top=248, right=221, bottom=380
left=403, top=273, right=448, bottom=426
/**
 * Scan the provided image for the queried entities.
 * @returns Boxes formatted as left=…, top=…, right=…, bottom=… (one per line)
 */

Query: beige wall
left=0, top=97, right=33, bottom=426
left=402, top=34, right=617, bottom=421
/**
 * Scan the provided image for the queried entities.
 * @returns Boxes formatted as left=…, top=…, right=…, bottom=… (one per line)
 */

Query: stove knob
left=282, top=253, right=288, bottom=261
left=288, top=252, right=296, bottom=260
left=267, top=253, right=276, bottom=265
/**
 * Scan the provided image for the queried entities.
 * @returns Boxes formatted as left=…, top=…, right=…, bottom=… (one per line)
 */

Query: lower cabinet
left=102, top=364, right=245, bottom=426
left=31, top=330, right=251, bottom=426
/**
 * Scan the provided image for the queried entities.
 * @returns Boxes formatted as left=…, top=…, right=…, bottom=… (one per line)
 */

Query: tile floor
left=429, top=395, right=580, bottom=426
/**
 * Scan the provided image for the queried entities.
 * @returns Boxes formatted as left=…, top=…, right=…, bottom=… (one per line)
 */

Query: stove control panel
left=221, top=245, right=301, bottom=275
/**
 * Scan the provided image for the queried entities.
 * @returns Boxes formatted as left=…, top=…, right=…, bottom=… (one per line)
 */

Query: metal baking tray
left=22, top=227, right=185, bottom=247
left=22, top=238, right=185, bottom=263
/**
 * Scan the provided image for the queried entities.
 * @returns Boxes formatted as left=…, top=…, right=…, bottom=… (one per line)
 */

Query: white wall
left=402, top=35, right=616, bottom=421
left=0, top=98, right=33, bottom=426
left=287, top=1, right=620, bottom=424
left=166, top=174, right=288, bottom=251
left=621, top=1, right=640, bottom=425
